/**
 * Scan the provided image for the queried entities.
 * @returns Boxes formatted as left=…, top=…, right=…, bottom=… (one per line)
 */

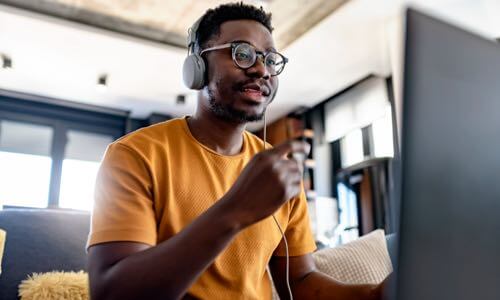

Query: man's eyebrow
left=226, top=39, right=277, bottom=52
left=267, top=46, right=277, bottom=52
left=227, top=39, right=251, bottom=45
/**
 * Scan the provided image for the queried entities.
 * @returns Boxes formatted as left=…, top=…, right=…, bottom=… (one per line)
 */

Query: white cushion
left=313, top=229, right=392, bottom=284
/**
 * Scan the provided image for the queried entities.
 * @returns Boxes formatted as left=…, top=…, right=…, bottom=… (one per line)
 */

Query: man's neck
left=187, top=112, right=247, bottom=156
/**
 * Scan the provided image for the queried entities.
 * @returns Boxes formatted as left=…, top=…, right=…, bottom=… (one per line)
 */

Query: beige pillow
left=0, top=229, right=5, bottom=275
left=271, top=230, right=392, bottom=299
left=18, top=271, right=89, bottom=300
left=313, top=229, right=393, bottom=284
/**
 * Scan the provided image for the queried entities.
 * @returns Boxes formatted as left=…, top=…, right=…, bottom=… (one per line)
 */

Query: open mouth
left=243, top=88, right=263, bottom=95
left=241, top=88, right=265, bottom=103
left=239, top=83, right=270, bottom=103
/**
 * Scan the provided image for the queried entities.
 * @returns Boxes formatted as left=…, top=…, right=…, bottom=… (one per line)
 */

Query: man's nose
left=246, top=56, right=270, bottom=79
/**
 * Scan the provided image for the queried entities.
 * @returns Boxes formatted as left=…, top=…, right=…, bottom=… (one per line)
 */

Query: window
left=0, top=120, right=53, bottom=208
left=325, top=76, right=395, bottom=167
left=340, top=129, right=364, bottom=167
left=0, top=91, right=127, bottom=210
left=59, top=130, right=113, bottom=211
left=371, top=106, right=394, bottom=158
left=325, top=77, right=390, bottom=142
left=336, top=182, right=359, bottom=244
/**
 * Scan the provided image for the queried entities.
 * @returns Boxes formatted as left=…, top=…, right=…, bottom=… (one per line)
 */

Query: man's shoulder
left=112, top=117, right=186, bottom=153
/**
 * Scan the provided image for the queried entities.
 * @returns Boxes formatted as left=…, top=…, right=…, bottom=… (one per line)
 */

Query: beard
left=207, top=88, right=265, bottom=123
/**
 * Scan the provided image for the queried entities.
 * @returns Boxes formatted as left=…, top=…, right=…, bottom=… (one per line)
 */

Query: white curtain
left=325, top=77, right=390, bottom=142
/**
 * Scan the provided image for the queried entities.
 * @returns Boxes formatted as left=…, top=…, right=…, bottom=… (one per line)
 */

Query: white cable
left=272, top=215, right=293, bottom=300
left=263, top=112, right=293, bottom=300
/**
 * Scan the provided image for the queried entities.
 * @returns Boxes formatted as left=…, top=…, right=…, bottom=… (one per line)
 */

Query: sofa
left=0, top=208, right=396, bottom=299
left=0, top=209, right=90, bottom=299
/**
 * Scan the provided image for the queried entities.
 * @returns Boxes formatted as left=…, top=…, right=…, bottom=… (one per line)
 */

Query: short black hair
left=194, top=2, right=273, bottom=52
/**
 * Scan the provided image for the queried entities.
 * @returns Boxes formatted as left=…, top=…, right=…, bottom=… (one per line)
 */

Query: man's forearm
left=95, top=199, right=243, bottom=300
left=292, top=271, right=381, bottom=300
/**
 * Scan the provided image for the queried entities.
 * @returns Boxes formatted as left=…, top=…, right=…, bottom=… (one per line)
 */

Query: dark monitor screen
left=395, top=8, right=500, bottom=300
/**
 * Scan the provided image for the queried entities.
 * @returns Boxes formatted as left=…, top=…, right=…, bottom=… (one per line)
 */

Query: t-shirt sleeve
left=273, top=188, right=317, bottom=256
left=87, top=142, right=157, bottom=249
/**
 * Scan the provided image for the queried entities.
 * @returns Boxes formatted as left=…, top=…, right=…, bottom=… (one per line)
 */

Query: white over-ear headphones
left=182, top=17, right=206, bottom=90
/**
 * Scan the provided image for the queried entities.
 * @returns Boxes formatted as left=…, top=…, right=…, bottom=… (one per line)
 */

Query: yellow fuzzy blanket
left=18, top=271, right=89, bottom=300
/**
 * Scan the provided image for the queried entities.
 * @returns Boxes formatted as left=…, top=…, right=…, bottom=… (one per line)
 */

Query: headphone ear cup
left=182, top=54, right=206, bottom=90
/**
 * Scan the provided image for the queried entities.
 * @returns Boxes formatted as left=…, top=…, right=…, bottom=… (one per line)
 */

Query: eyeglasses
left=200, top=42, right=288, bottom=76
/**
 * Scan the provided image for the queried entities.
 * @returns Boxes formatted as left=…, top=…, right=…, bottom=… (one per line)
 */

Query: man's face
left=203, top=20, right=278, bottom=123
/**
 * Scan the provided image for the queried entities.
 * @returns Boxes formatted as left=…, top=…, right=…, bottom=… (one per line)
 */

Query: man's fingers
left=271, top=140, right=310, bottom=157
left=275, top=157, right=300, bottom=172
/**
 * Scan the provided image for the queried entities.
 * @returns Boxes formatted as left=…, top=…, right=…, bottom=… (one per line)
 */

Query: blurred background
left=1, top=0, right=499, bottom=247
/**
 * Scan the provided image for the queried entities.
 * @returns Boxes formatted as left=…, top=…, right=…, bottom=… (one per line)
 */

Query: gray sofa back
left=0, top=209, right=90, bottom=300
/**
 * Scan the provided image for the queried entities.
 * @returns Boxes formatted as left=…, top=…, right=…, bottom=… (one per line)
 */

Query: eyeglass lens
left=233, top=43, right=285, bottom=75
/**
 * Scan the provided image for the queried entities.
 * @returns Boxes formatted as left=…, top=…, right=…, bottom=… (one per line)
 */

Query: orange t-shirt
left=87, top=117, right=316, bottom=299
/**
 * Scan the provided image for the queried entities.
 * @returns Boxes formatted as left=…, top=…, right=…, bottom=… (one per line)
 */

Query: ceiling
left=0, top=0, right=499, bottom=130
left=0, top=0, right=347, bottom=49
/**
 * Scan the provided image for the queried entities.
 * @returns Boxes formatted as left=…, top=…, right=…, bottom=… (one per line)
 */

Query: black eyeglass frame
left=199, top=42, right=289, bottom=76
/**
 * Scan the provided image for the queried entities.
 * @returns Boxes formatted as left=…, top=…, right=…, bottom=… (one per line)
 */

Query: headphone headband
left=187, top=16, right=203, bottom=54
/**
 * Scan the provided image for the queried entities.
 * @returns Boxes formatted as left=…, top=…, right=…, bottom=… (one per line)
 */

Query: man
left=87, top=3, right=387, bottom=299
